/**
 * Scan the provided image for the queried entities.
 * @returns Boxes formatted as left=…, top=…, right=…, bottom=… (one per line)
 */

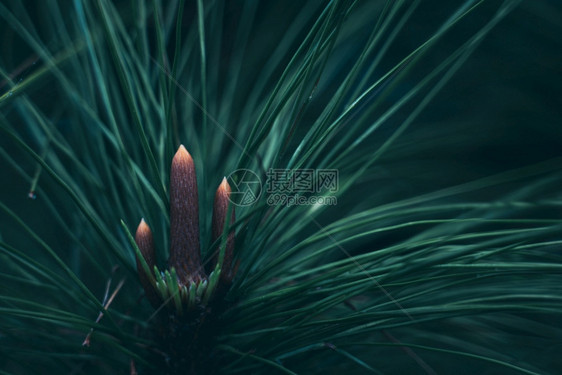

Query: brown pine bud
left=134, top=219, right=160, bottom=307
left=169, top=145, right=204, bottom=283
left=212, top=177, right=236, bottom=285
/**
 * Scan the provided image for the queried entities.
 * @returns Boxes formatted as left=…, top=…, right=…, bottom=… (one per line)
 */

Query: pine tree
left=1, top=1, right=561, bottom=374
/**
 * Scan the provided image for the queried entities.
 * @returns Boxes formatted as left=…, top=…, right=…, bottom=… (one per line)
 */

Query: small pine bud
left=134, top=219, right=160, bottom=307
left=212, top=177, right=236, bottom=285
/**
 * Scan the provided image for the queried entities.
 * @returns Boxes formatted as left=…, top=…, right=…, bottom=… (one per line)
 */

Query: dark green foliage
left=1, top=0, right=561, bottom=374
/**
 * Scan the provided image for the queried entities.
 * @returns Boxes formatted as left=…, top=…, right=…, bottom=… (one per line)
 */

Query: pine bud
left=134, top=219, right=160, bottom=308
left=212, top=177, right=236, bottom=285
left=169, top=145, right=204, bottom=283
